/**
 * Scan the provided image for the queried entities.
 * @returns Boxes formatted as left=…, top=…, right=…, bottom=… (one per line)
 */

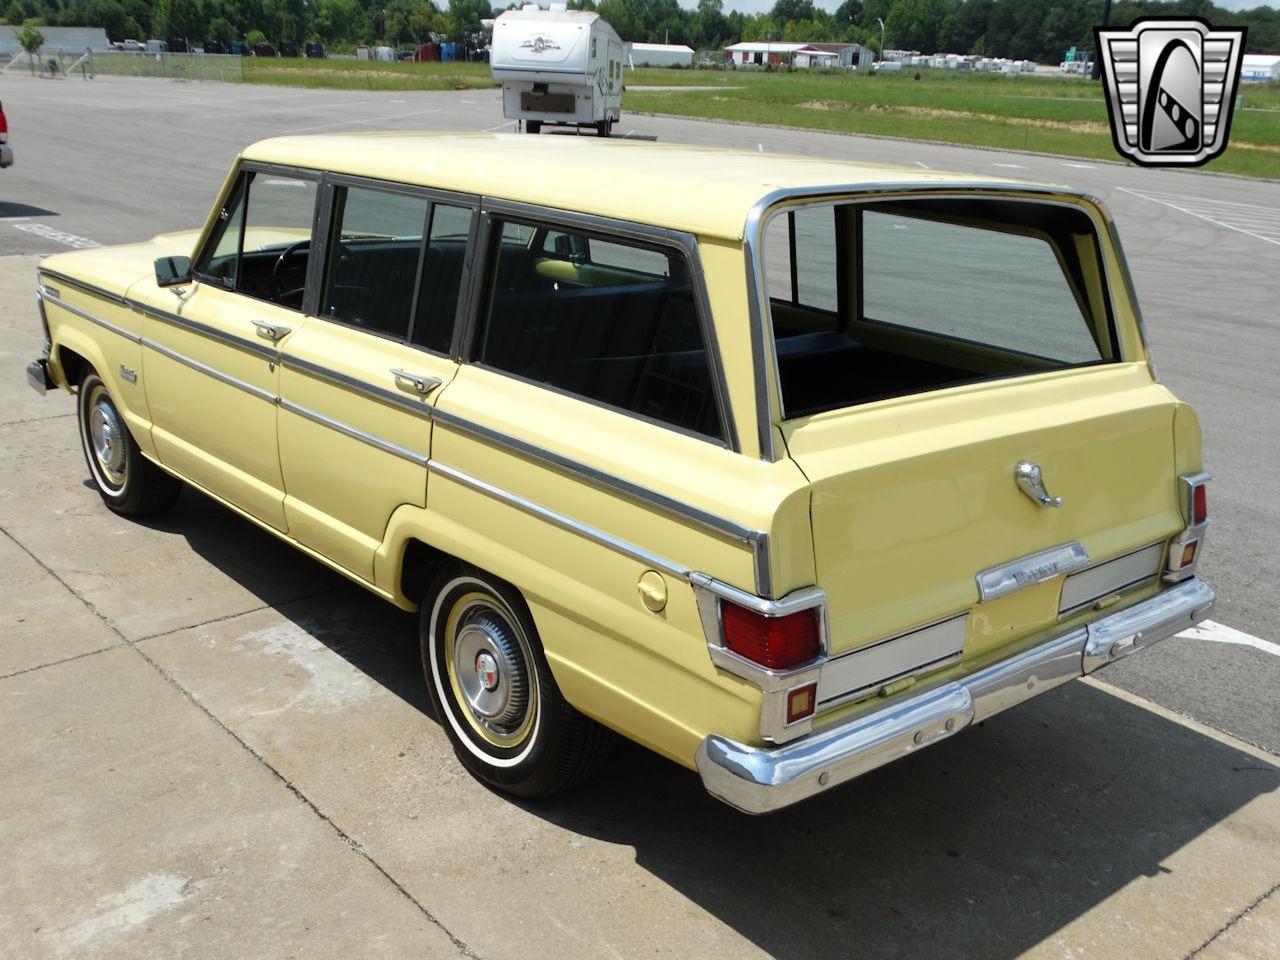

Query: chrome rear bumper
left=696, top=578, right=1215, bottom=814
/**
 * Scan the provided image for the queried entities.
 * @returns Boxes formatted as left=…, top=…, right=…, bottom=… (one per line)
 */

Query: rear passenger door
left=276, top=179, right=476, bottom=581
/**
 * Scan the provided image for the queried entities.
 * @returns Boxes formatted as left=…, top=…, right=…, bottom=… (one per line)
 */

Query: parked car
left=279, top=40, right=299, bottom=57
left=305, top=42, right=326, bottom=58
left=203, top=39, right=226, bottom=55
left=0, top=101, right=11, bottom=169
left=24, top=136, right=1215, bottom=813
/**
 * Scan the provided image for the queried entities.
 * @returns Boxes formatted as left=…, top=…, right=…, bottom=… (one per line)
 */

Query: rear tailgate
left=785, top=364, right=1181, bottom=668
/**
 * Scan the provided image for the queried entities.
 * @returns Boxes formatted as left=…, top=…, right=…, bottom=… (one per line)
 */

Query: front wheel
left=421, top=562, right=612, bottom=798
left=77, top=370, right=181, bottom=516
left=595, top=120, right=611, bottom=137
left=525, top=120, right=542, bottom=134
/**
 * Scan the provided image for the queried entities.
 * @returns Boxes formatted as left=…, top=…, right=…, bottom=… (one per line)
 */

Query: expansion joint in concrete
left=1183, top=878, right=1280, bottom=959
left=0, top=523, right=482, bottom=960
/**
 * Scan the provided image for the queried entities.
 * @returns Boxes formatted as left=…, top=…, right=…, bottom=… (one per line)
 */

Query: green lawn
left=623, top=69, right=1280, bottom=179
left=243, top=57, right=498, bottom=90
left=238, top=58, right=1280, bottom=178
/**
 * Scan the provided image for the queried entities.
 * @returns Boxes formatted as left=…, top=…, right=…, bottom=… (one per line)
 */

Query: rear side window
left=476, top=220, right=724, bottom=442
left=764, top=197, right=1117, bottom=418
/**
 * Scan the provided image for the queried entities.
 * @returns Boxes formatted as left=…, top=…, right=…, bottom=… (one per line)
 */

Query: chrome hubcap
left=452, top=605, right=530, bottom=737
left=89, top=394, right=126, bottom=487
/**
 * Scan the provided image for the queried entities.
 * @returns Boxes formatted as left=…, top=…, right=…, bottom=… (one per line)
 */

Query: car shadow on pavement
left=158, top=489, right=1278, bottom=960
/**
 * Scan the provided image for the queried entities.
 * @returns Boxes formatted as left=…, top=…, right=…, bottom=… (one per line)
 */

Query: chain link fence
left=87, top=52, right=244, bottom=82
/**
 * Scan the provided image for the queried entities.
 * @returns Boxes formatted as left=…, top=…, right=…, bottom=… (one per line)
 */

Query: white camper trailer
left=491, top=5, right=624, bottom=136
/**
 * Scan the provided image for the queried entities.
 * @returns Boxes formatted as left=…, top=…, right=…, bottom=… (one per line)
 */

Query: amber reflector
left=786, top=683, right=818, bottom=724
left=1180, top=541, right=1198, bottom=568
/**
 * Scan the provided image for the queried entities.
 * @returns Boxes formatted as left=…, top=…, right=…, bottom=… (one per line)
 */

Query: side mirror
left=154, top=255, right=192, bottom=288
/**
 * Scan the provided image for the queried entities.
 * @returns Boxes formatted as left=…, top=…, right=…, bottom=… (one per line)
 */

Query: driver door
left=140, top=165, right=321, bottom=531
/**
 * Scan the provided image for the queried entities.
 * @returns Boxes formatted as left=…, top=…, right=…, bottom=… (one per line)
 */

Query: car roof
left=241, top=133, right=1069, bottom=241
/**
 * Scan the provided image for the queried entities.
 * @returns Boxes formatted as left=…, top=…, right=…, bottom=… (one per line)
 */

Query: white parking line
left=993, top=162, right=1025, bottom=168
left=914, top=161, right=929, bottom=169
left=1178, top=619, right=1280, bottom=658
left=483, top=120, right=515, bottom=132
left=9, top=222, right=99, bottom=249
left=1117, top=186, right=1280, bottom=246
left=282, top=107, right=444, bottom=134
left=1061, top=162, right=1095, bottom=169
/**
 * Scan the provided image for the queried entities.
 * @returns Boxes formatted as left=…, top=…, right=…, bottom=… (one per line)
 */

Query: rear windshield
left=763, top=196, right=1119, bottom=418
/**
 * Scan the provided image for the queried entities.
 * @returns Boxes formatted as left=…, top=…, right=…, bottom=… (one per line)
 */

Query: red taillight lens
left=721, top=604, right=820, bottom=670
left=1192, top=484, right=1208, bottom=525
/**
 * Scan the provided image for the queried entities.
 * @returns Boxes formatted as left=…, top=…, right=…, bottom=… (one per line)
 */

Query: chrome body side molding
left=697, top=578, right=1215, bottom=814
left=43, top=291, right=141, bottom=344
left=279, top=352, right=434, bottom=418
left=142, top=338, right=276, bottom=403
left=280, top=399, right=429, bottom=466
left=127, top=297, right=276, bottom=360
left=39, top=268, right=130, bottom=306
left=976, top=541, right=1090, bottom=603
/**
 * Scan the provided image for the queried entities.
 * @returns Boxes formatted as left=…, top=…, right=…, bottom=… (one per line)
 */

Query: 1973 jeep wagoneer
left=26, top=135, right=1215, bottom=813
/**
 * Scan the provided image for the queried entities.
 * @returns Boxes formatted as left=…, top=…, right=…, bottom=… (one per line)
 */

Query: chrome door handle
left=390, top=369, right=442, bottom=396
left=1015, top=460, right=1064, bottom=509
left=252, top=319, right=291, bottom=342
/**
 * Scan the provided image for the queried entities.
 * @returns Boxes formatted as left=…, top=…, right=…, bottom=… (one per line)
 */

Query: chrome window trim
left=43, top=292, right=141, bottom=344
left=743, top=183, right=1126, bottom=451
left=325, top=171, right=483, bottom=210
left=976, top=540, right=1090, bottom=603
left=278, top=352, right=434, bottom=418
left=127, top=297, right=276, bottom=360
left=471, top=197, right=740, bottom=454
left=38, top=269, right=129, bottom=306
left=1104, top=218, right=1157, bottom=379
left=280, top=399, right=429, bottom=466
left=142, top=337, right=275, bottom=403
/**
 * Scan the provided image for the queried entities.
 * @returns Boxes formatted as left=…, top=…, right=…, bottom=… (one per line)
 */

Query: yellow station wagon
left=26, top=134, right=1215, bottom=813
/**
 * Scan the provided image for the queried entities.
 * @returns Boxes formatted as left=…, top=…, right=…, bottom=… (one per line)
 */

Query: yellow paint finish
left=41, top=284, right=153, bottom=458
left=784, top=363, right=1182, bottom=657
left=276, top=318, right=457, bottom=580
left=137, top=282, right=288, bottom=530
left=381, top=485, right=763, bottom=768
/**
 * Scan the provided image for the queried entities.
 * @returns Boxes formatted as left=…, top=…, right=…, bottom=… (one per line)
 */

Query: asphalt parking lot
left=1, top=74, right=1278, bottom=959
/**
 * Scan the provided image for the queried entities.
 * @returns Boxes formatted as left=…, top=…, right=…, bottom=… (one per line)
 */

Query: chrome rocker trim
left=696, top=578, right=1215, bottom=815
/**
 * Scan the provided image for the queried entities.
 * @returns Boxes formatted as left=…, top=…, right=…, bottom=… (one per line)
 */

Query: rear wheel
left=77, top=370, right=180, bottom=516
left=421, top=562, right=612, bottom=798
left=525, top=120, right=542, bottom=134
left=596, top=120, right=611, bottom=137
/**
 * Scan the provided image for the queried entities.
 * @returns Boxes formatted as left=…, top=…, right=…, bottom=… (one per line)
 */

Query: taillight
left=1166, top=472, right=1210, bottom=583
left=721, top=603, right=820, bottom=670
left=1192, top=483, right=1208, bottom=526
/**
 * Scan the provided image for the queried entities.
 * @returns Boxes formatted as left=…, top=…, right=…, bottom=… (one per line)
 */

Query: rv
left=491, top=5, right=624, bottom=136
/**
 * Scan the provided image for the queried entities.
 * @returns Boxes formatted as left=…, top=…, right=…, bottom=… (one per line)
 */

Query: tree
left=448, top=0, right=492, bottom=49
left=244, top=27, right=266, bottom=46
left=15, top=19, right=43, bottom=73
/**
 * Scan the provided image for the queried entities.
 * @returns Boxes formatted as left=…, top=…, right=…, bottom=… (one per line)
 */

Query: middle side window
left=476, top=219, right=725, bottom=442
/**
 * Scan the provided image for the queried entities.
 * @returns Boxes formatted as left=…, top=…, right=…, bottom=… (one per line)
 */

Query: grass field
left=240, top=57, right=1280, bottom=178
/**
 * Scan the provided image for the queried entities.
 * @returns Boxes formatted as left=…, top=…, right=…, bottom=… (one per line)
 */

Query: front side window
left=765, top=197, right=1117, bottom=417
left=476, top=220, right=724, bottom=441
left=322, top=185, right=430, bottom=339
left=195, top=169, right=318, bottom=311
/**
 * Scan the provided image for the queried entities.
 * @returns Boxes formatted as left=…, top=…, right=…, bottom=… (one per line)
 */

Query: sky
left=676, top=0, right=1275, bottom=15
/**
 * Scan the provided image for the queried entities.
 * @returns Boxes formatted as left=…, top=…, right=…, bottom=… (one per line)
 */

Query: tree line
left=3, top=0, right=1278, bottom=61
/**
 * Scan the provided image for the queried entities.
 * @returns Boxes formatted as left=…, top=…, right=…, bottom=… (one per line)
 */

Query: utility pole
left=877, top=17, right=886, bottom=62
left=1091, top=0, right=1112, bottom=80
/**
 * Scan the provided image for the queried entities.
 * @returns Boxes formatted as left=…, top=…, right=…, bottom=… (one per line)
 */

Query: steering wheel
left=271, top=240, right=312, bottom=303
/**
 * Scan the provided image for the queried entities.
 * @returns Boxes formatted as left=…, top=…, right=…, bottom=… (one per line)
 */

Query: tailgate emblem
left=1015, top=461, right=1064, bottom=509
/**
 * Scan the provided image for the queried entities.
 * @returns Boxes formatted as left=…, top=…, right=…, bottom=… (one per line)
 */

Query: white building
left=725, top=41, right=872, bottom=70
left=626, top=42, right=693, bottom=68
left=1242, top=54, right=1280, bottom=82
